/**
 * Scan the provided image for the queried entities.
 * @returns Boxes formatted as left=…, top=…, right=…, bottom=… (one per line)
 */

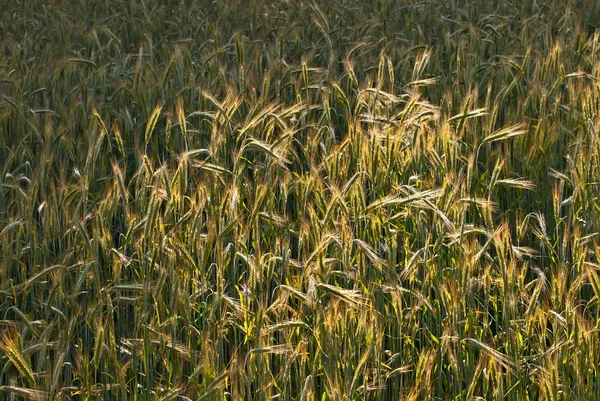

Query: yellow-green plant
left=2, top=0, right=600, bottom=400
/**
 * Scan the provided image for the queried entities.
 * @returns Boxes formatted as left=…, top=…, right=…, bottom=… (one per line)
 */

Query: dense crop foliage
left=2, top=0, right=600, bottom=399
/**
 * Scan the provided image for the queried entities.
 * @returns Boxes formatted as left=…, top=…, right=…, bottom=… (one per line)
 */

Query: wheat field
left=1, top=0, right=600, bottom=400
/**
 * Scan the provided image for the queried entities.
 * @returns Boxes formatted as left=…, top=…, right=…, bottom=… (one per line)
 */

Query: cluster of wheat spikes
left=1, top=0, right=600, bottom=400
